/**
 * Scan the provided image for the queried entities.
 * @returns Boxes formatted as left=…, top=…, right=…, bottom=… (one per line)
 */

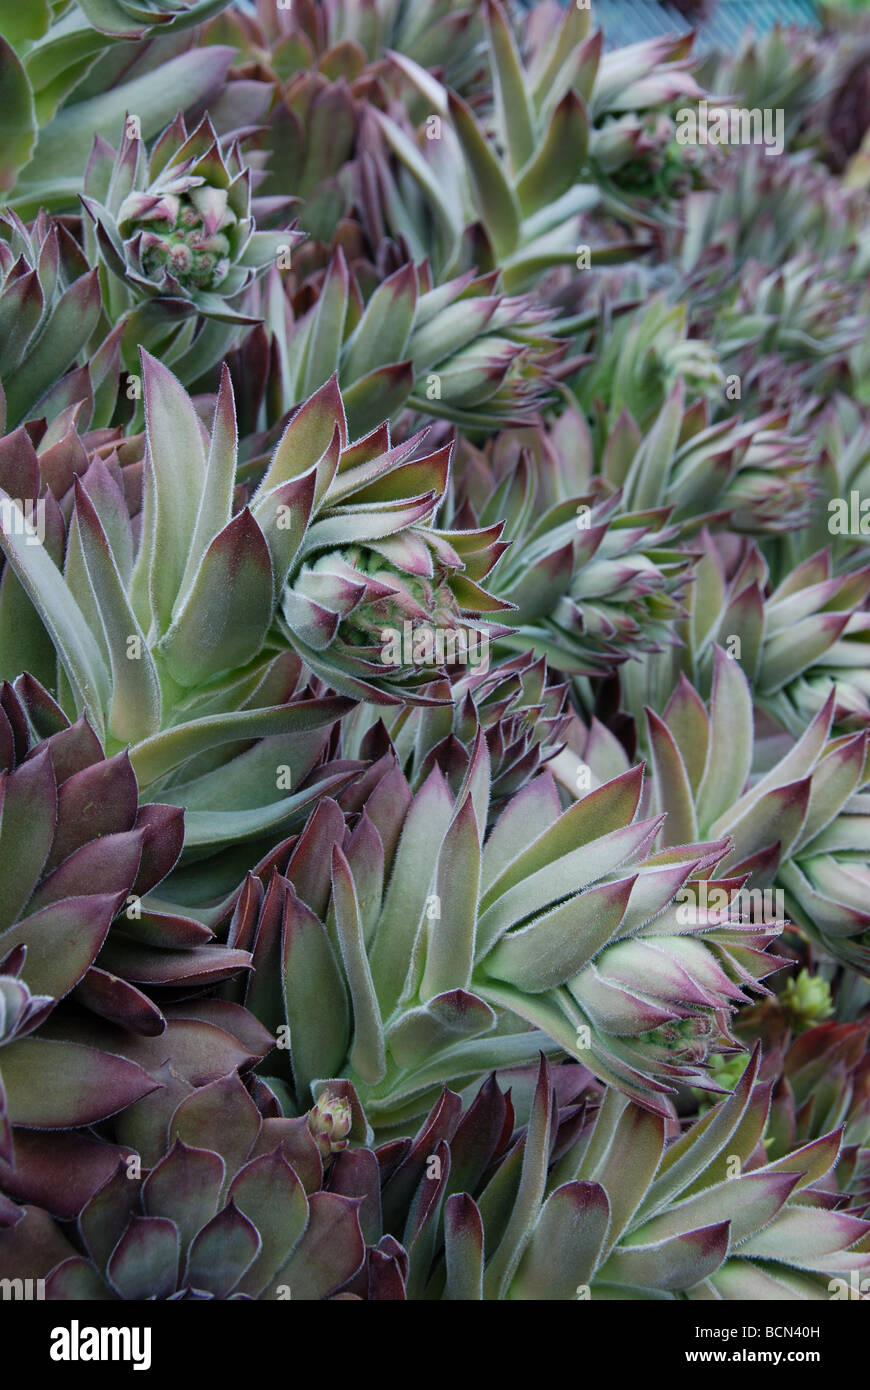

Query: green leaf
left=0, top=38, right=37, bottom=194
left=155, top=510, right=274, bottom=689
left=598, top=1221, right=731, bottom=1291
left=481, top=766, right=644, bottom=910
left=447, top=91, right=520, bottom=258
left=647, top=708, right=697, bottom=846
left=340, top=262, right=417, bottom=385
left=696, top=649, right=754, bottom=831
left=484, top=1056, right=552, bottom=1298
left=331, top=846, right=386, bottom=1086
left=134, top=351, right=207, bottom=635
left=484, top=876, right=635, bottom=991
left=283, top=884, right=350, bottom=1103
left=369, top=768, right=454, bottom=1015
left=1, top=1037, right=157, bottom=1127
left=2, top=271, right=102, bottom=428
left=443, top=1194, right=484, bottom=1300
left=229, top=1150, right=309, bottom=1297
left=73, top=482, right=161, bottom=745
left=484, top=0, right=536, bottom=175
left=301, top=249, right=349, bottom=399
left=0, top=495, right=109, bottom=732
left=11, top=46, right=235, bottom=212
left=0, top=0, right=50, bottom=42
left=516, top=90, right=589, bottom=216
left=176, top=364, right=237, bottom=605
left=129, top=698, right=350, bottom=789
left=510, top=1181, right=610, bottom=1298
left=421, top=793, right=480, bottom=999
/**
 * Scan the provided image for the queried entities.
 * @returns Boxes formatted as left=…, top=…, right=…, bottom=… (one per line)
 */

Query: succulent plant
left=361, top=3, right=702, bottom=293
left=0, top=0, right=865, bottom=1312
left=205, top=0, right=487, bottom=106
left=81, top=113, right=301, bottom=384
left=1, top=4, right=241, bottom=215
left=0, top=210, right=112, bottom=432
left=0, top=1071, right=370, bottom=1299
left=626, top=531, right=870, bottom=737
left=340, top=651, right=570, bottom=811
left=0, top=673, right=267, bottom=1175
left=595, top=654, right=870, bottom=977
left=450, top=429, right=694, bottom=677
left=0, top=353, right=521, bottom=842
left=476, top=377, right=813, bottom=542
left=760, top=1020, right=870, bottom=1215
left=220, top=734, right=787, bottom=1127
left=236, top=252, right=568, bottom=437
left=571, top=294, right=728, bottom=433
left=389, top=1053, right=870, bottom=1299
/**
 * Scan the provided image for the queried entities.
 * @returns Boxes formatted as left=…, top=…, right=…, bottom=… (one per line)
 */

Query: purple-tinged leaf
left=107, top=1216, right=179, bottom=1300
left=184, top=1201, right=261, bottom=1298
left=2, top=1038, right=157, bottom=1127
left=262, top=1191, right=364, bottom=1301
left=2, top=893, right=119, bottom=998
left=229, top=1149, right=309, bottom=1297
left=143, top=1140, right=225, bottom=1254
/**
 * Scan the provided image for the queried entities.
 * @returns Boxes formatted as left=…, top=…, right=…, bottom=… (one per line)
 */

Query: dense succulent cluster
left=0, top=0, right=868, bottom=1311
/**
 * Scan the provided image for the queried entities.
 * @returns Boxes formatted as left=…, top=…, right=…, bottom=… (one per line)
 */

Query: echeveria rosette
left=239, top=250, right=568, bottom=440
left=470, top=377, right=812, bottom=558
left=759, top=1021, right=870, bottom=1216
left=81, top=113, right=303, bottom=383
left=221, top=733, right=786, bottom=1128
left=452, top=446, right=693, bottom=678
left=0, top=1071, right=370, bottom=1300
left=279, top=525, right=511, bottom=708
left=367, top=2, right=707, bottom=294
left=417, top=1054, right=870, bottom=1300
left=204, top=0, right=486, bottom=102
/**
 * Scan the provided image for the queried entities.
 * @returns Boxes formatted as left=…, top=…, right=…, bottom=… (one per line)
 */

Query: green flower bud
left=780, top=969, right=834, bottom=1031
left=307, top=1091, right=353, bottom=1158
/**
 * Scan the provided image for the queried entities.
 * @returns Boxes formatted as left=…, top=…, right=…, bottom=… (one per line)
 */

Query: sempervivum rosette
left=81, top=113, right=302, bottom=382
left=0, top=1072, right=372, bottom=1300
left=0, top=674, right=260, bottom=1188
left=0, top=355, right=510, bottom=860
left=218, top=734, right=786, bottom=1128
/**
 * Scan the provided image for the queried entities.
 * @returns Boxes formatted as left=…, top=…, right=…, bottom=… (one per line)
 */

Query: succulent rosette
left=0, top=355, right=515, bottom=864
left=413, top=1054, right=870, bottom=1300
left=218, top=734, right=786, bottom=1128
left=0, top=0, right=866, bottom=1315
left=0, top=671, right=270, bottom=1161
left=578, top=652, right=870, bottom=978
left=622, top=530, right=870, bottom=737
left=0, top=1072, right=370, bottom=1299
left=0, top=211, right=120, bottom=432
left=340, top=651, right=570, bottom=810
left=81, top=113, right=302, bottom=381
